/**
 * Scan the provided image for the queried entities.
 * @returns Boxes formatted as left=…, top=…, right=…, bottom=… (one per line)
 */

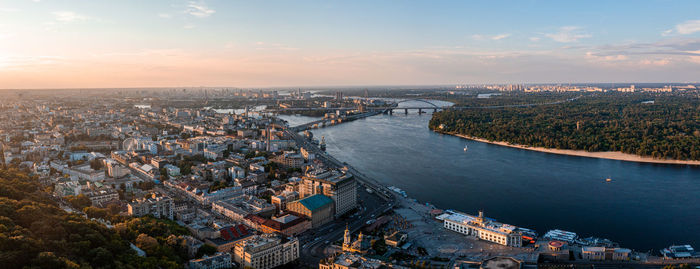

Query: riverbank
left=446, top=132, right=700, bottom=166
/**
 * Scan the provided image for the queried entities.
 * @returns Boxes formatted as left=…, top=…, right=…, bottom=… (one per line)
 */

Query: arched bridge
left=394, top=98, right=441, bottom=108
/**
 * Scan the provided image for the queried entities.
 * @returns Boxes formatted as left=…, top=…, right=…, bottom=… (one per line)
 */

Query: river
left=278, top=100, right=700, bottom=252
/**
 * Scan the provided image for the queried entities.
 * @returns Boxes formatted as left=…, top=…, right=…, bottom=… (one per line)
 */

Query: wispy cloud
left=545, top=26, right=591, bottom=43
left=471, top=33, right=511, bottom=41
left=664, top=20, right=700, bottom=35
left=52, top=11, right=88, bottom=22
left=185, top=1, right=215, bottom=18
left=157, top=13, right=172, bottom=19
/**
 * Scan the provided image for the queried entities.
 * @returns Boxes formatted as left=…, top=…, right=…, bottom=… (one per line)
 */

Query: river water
left=278, top=100, right=700, bottom=252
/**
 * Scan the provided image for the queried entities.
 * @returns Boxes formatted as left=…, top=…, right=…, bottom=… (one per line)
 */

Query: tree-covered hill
left=430, top=93, right=700, bottom=160
left=0, top=168, right=189, bottom=269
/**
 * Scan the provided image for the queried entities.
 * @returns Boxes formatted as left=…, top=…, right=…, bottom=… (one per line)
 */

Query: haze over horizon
left=2, top=0, right=700, bottom=89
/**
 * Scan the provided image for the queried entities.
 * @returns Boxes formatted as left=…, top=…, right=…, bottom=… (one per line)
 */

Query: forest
left=429, top=92, right=700, bottom=160
left=0, top=168, right=199, bottom=269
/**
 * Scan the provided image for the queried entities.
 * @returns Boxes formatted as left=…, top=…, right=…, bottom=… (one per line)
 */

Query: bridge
left=268, top=96, right=582, bottom=115
left=267, top=98, right=452, bottom=115
left=289, top=111, right=382, bottom=132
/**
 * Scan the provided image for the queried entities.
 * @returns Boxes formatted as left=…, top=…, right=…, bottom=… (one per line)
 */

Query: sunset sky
left=2, top=0, right=700, bottom=89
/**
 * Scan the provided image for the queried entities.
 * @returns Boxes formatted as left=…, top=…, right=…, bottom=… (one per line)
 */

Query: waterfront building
left=232, top=234, right=299, bottom=269
left=661, top=245, right=698, bottom=259
left=127, top=193, right=174, bottom=220
left=438, top=211, right=523, bottom=247
left=187, top=252, right=232, bottom=269
left=543, top=229, right=578, bottom=243
left=300, top=169, right=356, bottom=217
left=287, top=194, right=334, bottom=228
left=581, top=246, right=631, bottom=261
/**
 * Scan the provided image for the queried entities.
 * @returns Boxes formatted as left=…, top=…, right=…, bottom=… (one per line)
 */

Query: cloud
left=665, top=20, right=700, bottom=35
left=545, top=26, right=591, bottom=43
left=640, top=58, right=671, bottom=66
left=157, top=13, right=172, bottom=19
left=471, top=33, right=511, bottom=41
left=52, top=11, right=88, bottom=22
left=0, top=7, right=20, bottom=12
left=185, top=1, right=215, bottom=18
left=529, top=37, right=541, bottom=42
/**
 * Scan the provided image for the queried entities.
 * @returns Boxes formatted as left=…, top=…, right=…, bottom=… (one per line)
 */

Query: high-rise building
left=299, top=169, right=356, bottom=217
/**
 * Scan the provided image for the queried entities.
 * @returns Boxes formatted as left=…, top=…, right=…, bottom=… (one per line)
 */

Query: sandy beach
left=448, top=133, right=700, bottom=166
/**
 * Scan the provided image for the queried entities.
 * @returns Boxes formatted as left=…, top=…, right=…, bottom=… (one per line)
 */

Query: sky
left=1, top=0, right=700, bottom=89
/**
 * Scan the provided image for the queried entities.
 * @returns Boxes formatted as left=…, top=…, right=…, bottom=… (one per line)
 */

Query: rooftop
left=297, top=194, right=333, bottom=212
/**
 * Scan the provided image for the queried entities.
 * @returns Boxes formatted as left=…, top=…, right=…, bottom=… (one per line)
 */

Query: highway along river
left=278, top=100, right=700, bottom=252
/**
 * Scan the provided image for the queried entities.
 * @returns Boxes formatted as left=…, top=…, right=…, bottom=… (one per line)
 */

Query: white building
left=439, top=211, right=522, bottom=247
left=228, top=166, right=245, bottom=179
left=127, top=193, right=174, bottom=220
left=233, top=234, right=299, bottom=269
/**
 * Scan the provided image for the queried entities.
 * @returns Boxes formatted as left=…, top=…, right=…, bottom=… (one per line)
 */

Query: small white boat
left=464, top=145, right=468, bottom=152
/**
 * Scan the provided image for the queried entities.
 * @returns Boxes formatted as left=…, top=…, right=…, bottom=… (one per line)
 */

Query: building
left=259, top=212, right=311, bottom=237
left=438, top=211, right=523, bottom=247
left=271, top=190, right=298, bottom=211
left=212, top=195, right=276, bottom=222
left=384, top=231, right=408, bottom=248
left=342, top=226, right=371, bottom=254
left=233, top=234, right=299, bottom=269
left=287, top=194, right=334, bottom=228
left=84, top=188, right=119, bottom=206
left=300, top=147, right=315, bottom=161
left=127, top=193, right=174, bottom=220
left=661, top=245, right=697, bottom=259
left=319, top=252, right=407, bottom=269
left=187, top=252, right=232, bottom=269
left=201, top=224, right=253, bottom=253
left=300, top=170, right=356, bottom=217
left=106, top=160, right=130, bottom=178
left=581, top=246, right=631, bottom=261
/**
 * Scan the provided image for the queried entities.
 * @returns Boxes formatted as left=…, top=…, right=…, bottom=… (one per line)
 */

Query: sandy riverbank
left=448, top=133, right=700, bottom=166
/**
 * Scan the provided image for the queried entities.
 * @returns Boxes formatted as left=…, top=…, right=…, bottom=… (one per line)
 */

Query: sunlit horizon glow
left=2, top=0, right=700, bottom=89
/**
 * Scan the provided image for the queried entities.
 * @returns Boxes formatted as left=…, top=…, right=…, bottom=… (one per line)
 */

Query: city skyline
left=2, top=0, right=700, bottom=88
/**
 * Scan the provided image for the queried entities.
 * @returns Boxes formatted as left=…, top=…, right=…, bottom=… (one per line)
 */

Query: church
left=342, top=225, right=371, bottom=254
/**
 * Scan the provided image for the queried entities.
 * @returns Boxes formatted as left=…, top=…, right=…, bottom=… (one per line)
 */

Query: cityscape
left=2, top=1, right=700, bottom=269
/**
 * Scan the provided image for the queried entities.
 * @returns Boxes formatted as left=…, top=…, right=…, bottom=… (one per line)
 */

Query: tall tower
left=343, top=224, right=351, bottom=248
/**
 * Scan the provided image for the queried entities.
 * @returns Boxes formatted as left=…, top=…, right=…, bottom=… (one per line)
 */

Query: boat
left=605, top=178, right=612, bottom=182
left=463, top=145, right=468, bottom=152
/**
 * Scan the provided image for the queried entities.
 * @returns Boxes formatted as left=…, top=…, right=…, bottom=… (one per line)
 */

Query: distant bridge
left=267, top=96, right=582, bottom=115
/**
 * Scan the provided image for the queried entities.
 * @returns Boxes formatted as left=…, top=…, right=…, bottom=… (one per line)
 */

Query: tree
left=135, top=233, right=159, bottom=255
left=65, top=194, right=92, bottom=210
left=83, top=206, right=108, bottom=219
left=195, top=244, right=217, bottom=258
